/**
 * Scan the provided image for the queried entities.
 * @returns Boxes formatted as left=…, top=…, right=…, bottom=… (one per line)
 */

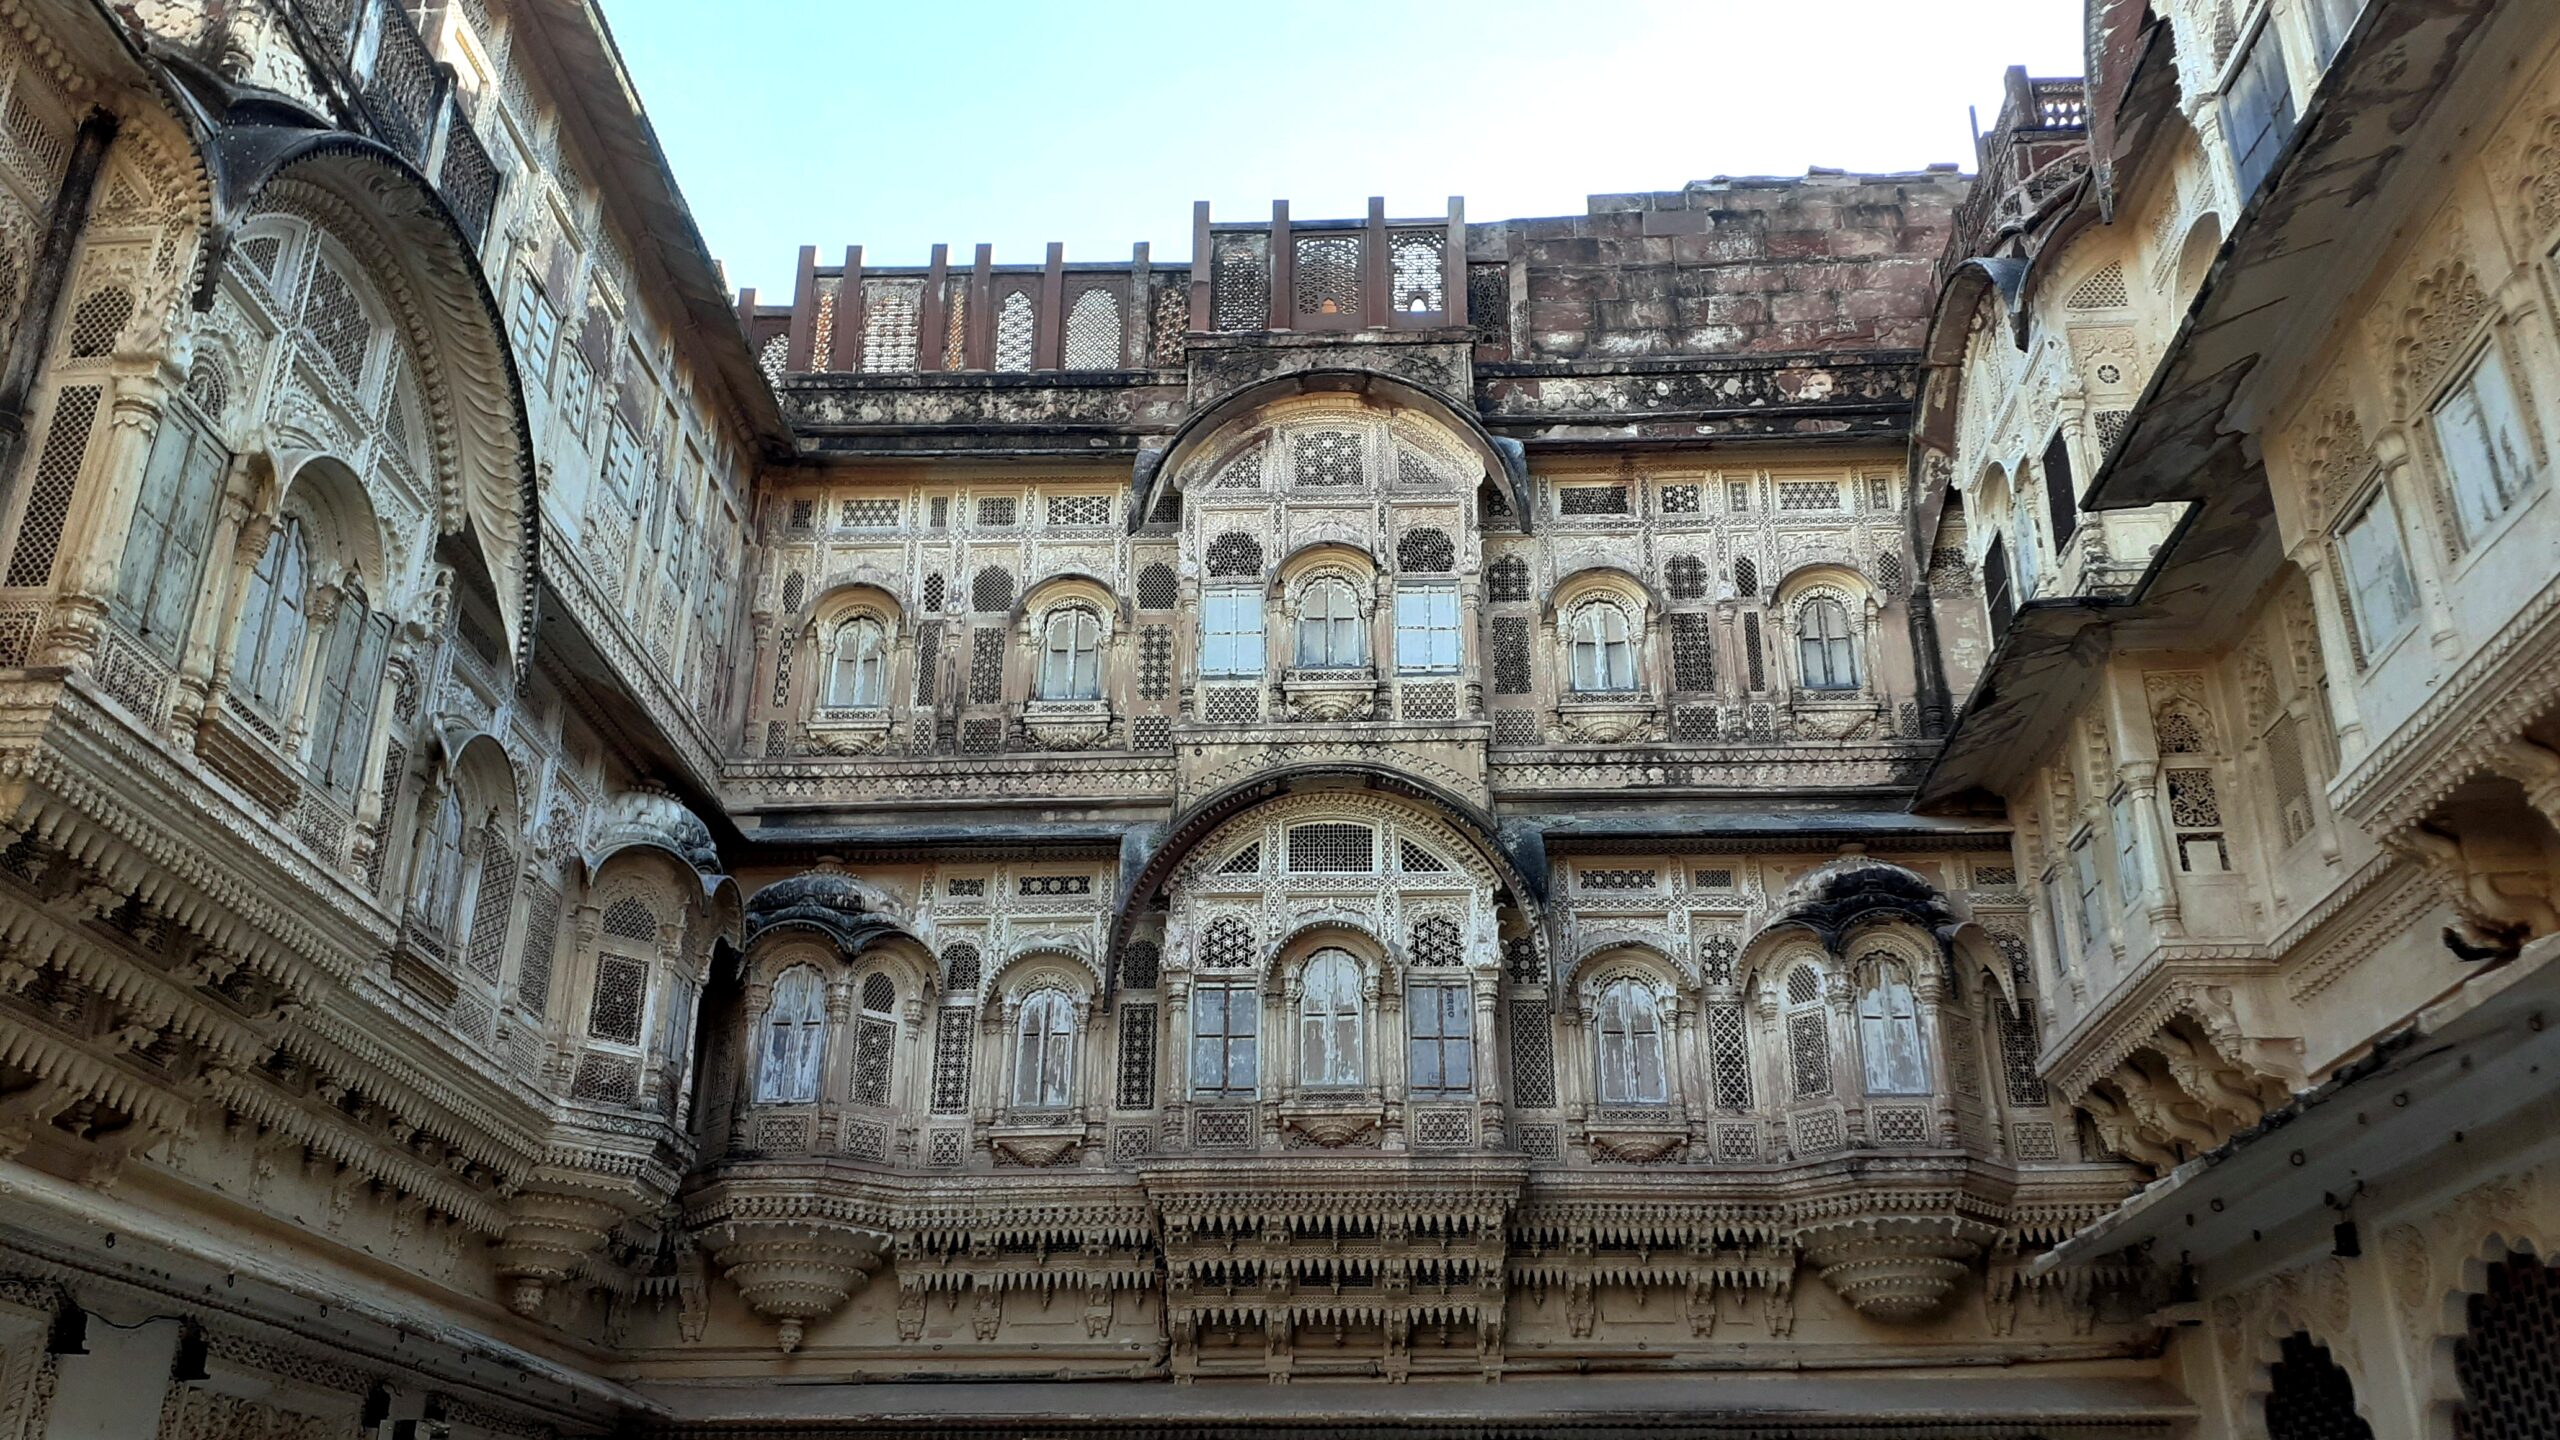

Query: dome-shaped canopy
left=744, top=870, right=915, bottom=955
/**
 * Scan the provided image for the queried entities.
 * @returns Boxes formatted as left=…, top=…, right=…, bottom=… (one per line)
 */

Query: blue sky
left=603, top=0, right=2088, bottom=298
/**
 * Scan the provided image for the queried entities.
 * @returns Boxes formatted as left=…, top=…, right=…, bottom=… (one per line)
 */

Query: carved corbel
left=492, top=1180, right=635, bottom=1320
left=698, top=1213, right=893, bottom=1352
left=2387, top=822, right=2557, bottom=962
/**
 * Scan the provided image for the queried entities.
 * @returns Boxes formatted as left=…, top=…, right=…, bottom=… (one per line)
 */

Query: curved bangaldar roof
left=1128, top=368, right=1532, bottom=535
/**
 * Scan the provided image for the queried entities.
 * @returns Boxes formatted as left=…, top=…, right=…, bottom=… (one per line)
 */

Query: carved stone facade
left=0, top=0, right=2553, bottom=1437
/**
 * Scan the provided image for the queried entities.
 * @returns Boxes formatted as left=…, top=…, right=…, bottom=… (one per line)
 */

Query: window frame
left=1199, top=587, right=1265, bottom=678
left=111, top=409, right=226, bottom=662
left=1406, top=981, right=1475, bottom=1098
left=2336, top=480, right=2418, bottom=659
left=1794, top=596, right=1860, bottom=691
left=2069, top=832, right=2110, bottom=964
left=2223, top=11, right=2300, bottom=200
left=1189, top=980, right=1260, bottom=1098
left=232, top=515, right=312, bottom=720
left=1394, top=583, right=1462, bottom=674
left=1293, top=577, right=1366, bottom=669
left=755, top=964, right=829, bottom=1105
left=1567, top=601, right=1639, bottom=693
left=825, top=617, right=889, bottom=708
left=2430, top=339, right=2541, bottom=551
left=1009, top=987, right=1078, bottom=1110
left=1593, top=976, right=1669, bottom=1105
left=1855, top=960, right=1930, bottom=1096
left=1294, top=948, right=1366, bottom=1091
left=1036, top=607, right=1104, bottom=701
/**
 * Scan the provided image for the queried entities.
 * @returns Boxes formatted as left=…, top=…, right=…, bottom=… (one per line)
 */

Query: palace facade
left=0, top=0, right=2550, bottom=1436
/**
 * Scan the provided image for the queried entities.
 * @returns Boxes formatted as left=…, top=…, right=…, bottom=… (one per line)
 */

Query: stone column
left=2288, top=543, right=2367, bottom=760
left=1378, top=968, right=1406, bottom=1150
left=1470, top=972, right=1505, bottom=1148
left=1162, top=976, right=1191, bottom=1152
left=2118, top=760, right=2184, bottom=938
left=198, top=509, right=273, bottom=742
left=1916, top=967, right=1961, bottom=1146
left=165, top=459, right=258, bottom=745
left=1673, top=995, right=1706, bottom=1134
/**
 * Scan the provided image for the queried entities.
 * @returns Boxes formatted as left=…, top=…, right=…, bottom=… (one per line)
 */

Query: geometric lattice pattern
left=1205, top=531, right=1263, bottom=578
left=303, top=264, right=372, bottom=381
left=1708, top=1002, right=1751, bottom=1109
left=463, top=838, right=515, bottom=981
left=7, top=384, right=99, bottom=587
left=1389, top=231, right=1444, bottom=312
left=1286, top=822, right=1374, bottom=873
left=1509, top=998, right=1556, bottom=1108
left=2456, top=1255, right=2560, bottom=1440
left=1396, top=526, right=1454, bottom=573
left=1293, top=235, right=1360, bottom=318
left=1409, top=913, right=1463, bottom=968
left=1294, top=430, right=1362, bottom=487
left=853, top=1016, right=895, bottom=1106
left=970, top=629, right=1004, bottom=704
left=1487, top=554, right=1530, bottom=603
left=1211, top=235, right=1267, bottom=332
left=994, top=291, right=1035, bottom=371
left=1060, top=288, right=1121, bottom=370
left=604, top=896, right=657, bottom=942
left=1117, top=1002, right=1156, bottom=1109
left=587, top=956, right=647, bottom=1044
left=1665, top=553, right=1707, bottom=599
left=65, top=287, right=133, bottom=358
left=1788, top=1009, right=1830, bottom=1098
left=972, top=566, right=1016, bottom=612
left=1558, top=485, right=1630, bottom=516
left=1200, top=915, right=1255, bottom=969
left=1871, top=1105, right=1929, bottom=1144
left=931, top=1006, right=973, bottom=1113
left=1672, top=612, right=1716, bottom=692
left=1997, top=999, right=2049, bottom=1106
left=1492, top=616, right=1531, bottom=695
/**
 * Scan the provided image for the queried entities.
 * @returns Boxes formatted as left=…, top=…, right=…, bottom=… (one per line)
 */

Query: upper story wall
left=751, top=177, right=1964, bottom=468
left=1485, top=173, right=1963, bottom=362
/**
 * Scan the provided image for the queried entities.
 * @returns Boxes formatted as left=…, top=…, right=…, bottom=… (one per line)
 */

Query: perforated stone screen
left=2457, top=1255, right=2560, bottom=1438
left=586, top=956, right=647, bottom=1044
left=1287, top=823, right=1373, bottom=872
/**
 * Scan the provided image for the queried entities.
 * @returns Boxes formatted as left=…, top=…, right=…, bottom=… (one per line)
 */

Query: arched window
left=1038, top=608, right=1103, bottom=700
left=1796, top=597, right=1859, bottom=690
left=1856, top=958, right=1929, bottom=1095
left=825, top=618, right=887, bottom=707
left=233, top=517, right=311, bottom=716
left=411, top=788, right=468, bottom=934
left=1296, top=949, right=1365, bottom=1089
left=1785, top=963, right=1833, bottom=1099
left=2266, top=1332, right=2374, bottom=1440
left=756, top=965, right=828, bottom=1103
left=1294, top=578, right=1364, bottom=668
left=307, top=579, right=390, bottom=799
left=851, top=972, right=898, bottom=1106
left=112, top=411, right=225, bottom=661
left=1594, top=977, right=1667, bottom=1104
left=1568, top=604, right=1637, bottom=692
left=1010, top=988, right=1076, bottom=1108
